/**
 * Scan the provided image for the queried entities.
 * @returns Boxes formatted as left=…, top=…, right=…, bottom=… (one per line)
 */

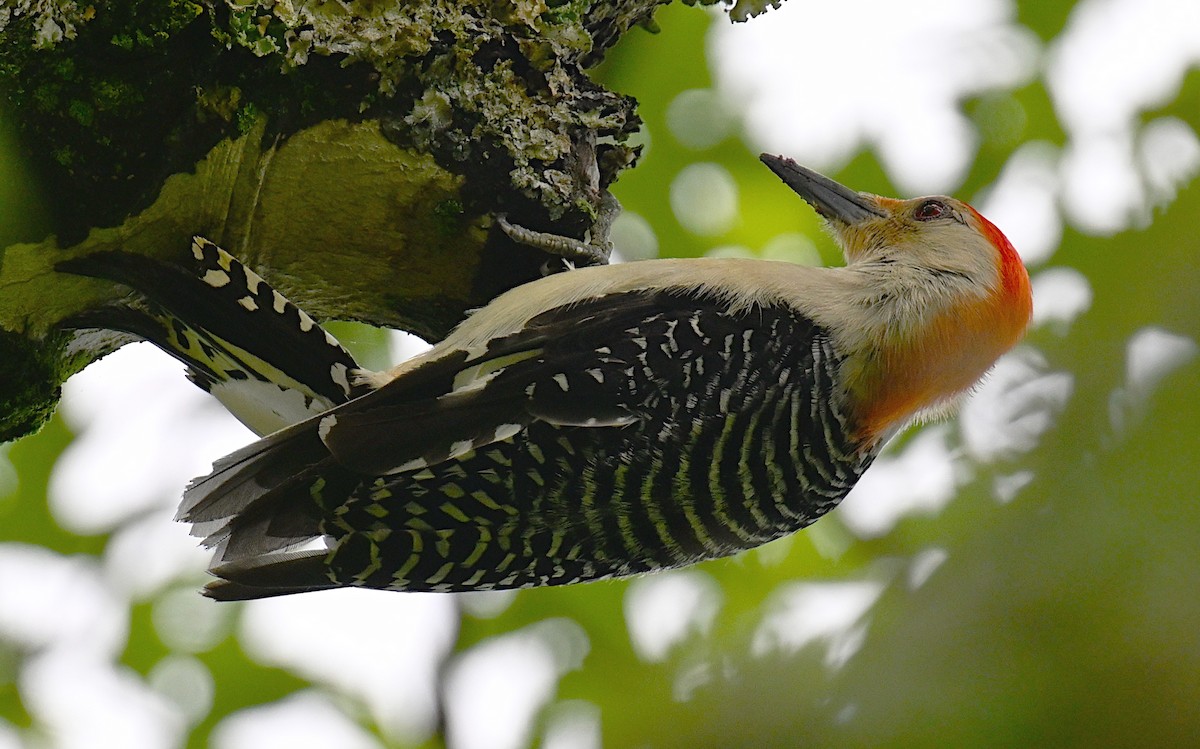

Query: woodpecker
left=59, top=238, right=370, bottom=437
left=69, top=156, right=1033, bottom=600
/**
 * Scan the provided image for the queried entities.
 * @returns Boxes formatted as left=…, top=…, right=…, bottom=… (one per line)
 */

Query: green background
left=3, top=2, right=1199, bottom=747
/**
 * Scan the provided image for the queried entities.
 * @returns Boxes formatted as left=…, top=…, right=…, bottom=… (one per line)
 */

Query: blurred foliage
left=3, top=1, right=1200, bottom=748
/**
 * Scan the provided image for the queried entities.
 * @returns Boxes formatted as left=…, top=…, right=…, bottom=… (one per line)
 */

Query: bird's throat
left=850, top=293, right=1027, bottom=446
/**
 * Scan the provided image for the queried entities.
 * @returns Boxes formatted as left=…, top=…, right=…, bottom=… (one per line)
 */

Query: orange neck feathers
left=854, top=211, right=1032, bottom=446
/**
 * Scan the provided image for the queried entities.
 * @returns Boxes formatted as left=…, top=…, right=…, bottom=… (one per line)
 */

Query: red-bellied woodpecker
left=65, top=156, right=1033, bottom=600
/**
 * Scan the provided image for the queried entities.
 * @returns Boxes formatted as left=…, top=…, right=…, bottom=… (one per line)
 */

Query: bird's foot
left=496, top=215, right=612, bottom=269
left=495, top=192, right=621, bottom=270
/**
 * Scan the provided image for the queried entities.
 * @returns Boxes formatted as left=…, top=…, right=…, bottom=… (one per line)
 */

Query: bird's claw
left=496, top=214, right=613, bottom=268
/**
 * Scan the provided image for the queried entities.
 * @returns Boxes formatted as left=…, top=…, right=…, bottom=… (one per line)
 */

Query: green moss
left=433, top=198, right=466, bottom=235
left=2, top=1, right=649, bottom=244
left=0, top=1, right=224, bottom=240
left=110, top=32, right=134, bottom=51
left=235, top=102, right=259, bottom=135
left=66, top=97, right=93, bottom=125
left=194, top=1, right=641, bottom=222
left=0, top=329, right=64, bottom=442
left=51, top=144, right=74, bottom=167
left=195, top=84, right=243, bottom=121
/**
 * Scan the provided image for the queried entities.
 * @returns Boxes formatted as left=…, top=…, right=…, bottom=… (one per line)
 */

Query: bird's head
left=760, top=154, right=1033, bottom=443
left=759, top=154, right=1028, bottom=306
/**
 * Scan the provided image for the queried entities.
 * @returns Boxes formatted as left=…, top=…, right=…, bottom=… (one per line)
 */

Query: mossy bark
left=0, top=0, right=735, bottom=442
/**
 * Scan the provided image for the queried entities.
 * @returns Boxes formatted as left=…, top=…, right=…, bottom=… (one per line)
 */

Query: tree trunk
left=0, top=0, right=754, bottom=441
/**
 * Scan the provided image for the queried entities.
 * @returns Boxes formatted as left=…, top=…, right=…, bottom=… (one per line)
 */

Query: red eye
left=915, top=200, right=946, bottom=221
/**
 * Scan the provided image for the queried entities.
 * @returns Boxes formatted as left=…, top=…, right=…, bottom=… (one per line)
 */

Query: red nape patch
left=965, top=205, right=1028, bottom=297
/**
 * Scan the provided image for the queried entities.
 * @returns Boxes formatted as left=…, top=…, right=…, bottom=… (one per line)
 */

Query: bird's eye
left=914, top=200, right=947, bottom=221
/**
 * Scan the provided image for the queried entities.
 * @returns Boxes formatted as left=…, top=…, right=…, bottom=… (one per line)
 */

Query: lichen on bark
left=0, top=0, right=748, bottom=441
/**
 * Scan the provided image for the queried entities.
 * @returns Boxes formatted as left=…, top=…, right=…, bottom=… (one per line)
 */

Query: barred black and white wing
left=180, top=286, right=877, bottom=600
left=59, top=238, right=369, bottom=436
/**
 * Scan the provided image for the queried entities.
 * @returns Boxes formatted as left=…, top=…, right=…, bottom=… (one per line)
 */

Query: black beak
left=759, top=154, right=886, bottom=224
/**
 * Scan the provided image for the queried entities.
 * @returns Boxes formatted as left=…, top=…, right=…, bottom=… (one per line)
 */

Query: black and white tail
left=59, top=237, right=371, bottom=436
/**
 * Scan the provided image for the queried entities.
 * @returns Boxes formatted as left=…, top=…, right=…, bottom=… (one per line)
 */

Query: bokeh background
left=3, top=0, right=1200, bottom=747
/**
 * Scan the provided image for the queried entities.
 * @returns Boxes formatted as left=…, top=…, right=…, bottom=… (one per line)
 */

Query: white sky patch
left=907, top=548, right=949, bottom=590
left=445, top=618, right=589, bottom=749
left=1110, top=327, right=1199, bottom=438
left=541, top=700, right=602, bottom=749
left=960, top=349, right=1074, bottom=463
left=21, top=650, right=184, bottom=749
left=838, top=426, right=959, bottom=539
left=1046, top=0, right=1200, bottom=136
left=1030, top=266, right=1093, bottom=332
left=666, top=88, right=735, bottom=151
left=238, top=589, right=457, bottom=745
left=1047, top=0, right=1200, bottom=232
left=1124, top=327, right=1199, bottom=396
left=1058, top=134, right=1144, bottom=234
left=210, top=691, right=383, bottom=749
left=0, top=547, right=183, bottom=747
left=992, top=470, right=1035, bottom=505
left=389, top=328, right=433, bottom=363
left=711, top=0, right=1038, bottom=194
left=152, top=586, right=236, bottom=654
left=0, top=544, right=126, bottom=659
left=670, top=162, right=739, bottom=235
left=714, top=0, right=1199, bottom=238
left=458, top=589, right=519, bottom=619
left=52, top=342, right=254, bottom=534
left=976, top=141, right=1063, bottom=266
left=102, top=510, right=213, bottom=601
left=609, top=210, right=659, bottom=261
left=147, top=654, right=215, bottom=728
left=761, top=232, right=821, bottom=266
left=623, top=570, right=722, bottom=663
left=1138, top=117, right=1200, bottom=207
left=751, top=580, right=885, bottom=670
left=704, top=244, right=754, bottom=260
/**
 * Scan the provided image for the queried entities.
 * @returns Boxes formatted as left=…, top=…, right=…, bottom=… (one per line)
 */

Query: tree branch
left=1, top=0, right=717, bottom=441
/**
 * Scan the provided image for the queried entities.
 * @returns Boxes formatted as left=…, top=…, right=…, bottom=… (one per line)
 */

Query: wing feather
left=313, top=290, right=675, bottom=474
left=180, top=287, right=731, bottom=576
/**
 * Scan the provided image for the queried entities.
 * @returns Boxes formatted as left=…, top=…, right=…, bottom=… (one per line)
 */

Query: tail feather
left=204, top=551, right=338, bottom=601
left=180, top=407, right=367, bottom=566
left=177, top=418, right=321, bottom=523
left=196, top=484, right=319, bottom=556
left=58, top=238, right=390, bottom=600
left=57, top=238, right=368, bottom=436
left=179, top=419, right=336, bottom=559
left=208, top=503, right=324, bottom=563
left=205, top=457, right=354, bottom=563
